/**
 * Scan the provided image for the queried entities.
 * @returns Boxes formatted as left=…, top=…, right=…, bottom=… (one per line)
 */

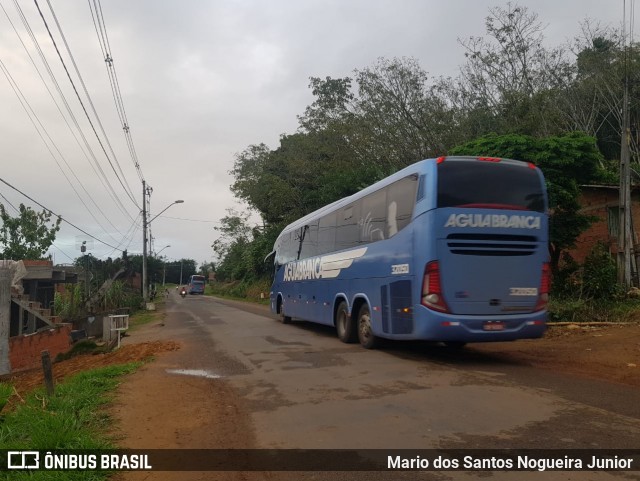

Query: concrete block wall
left=9, top=324, right=72, bottom=372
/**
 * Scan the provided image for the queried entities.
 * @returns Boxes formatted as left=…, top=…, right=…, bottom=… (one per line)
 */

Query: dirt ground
left=4, top=321, right=639, bottom=397
left=0, top=317, right=638, bottom=480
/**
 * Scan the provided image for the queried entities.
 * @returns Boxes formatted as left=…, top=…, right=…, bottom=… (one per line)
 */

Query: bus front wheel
left=336, top=301, right=356, bottom=343
left=279, top=299, right=291, bottom=324
left=357, top=304, right=378, bottom=349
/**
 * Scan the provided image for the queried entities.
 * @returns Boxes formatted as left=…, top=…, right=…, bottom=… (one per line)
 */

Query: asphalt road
left=159, top=293, right=640, bottom=480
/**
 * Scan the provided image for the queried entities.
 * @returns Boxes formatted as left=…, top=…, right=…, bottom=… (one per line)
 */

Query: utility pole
left=618, top=88, right=632, bottom=288
left=618, top=11, right=633, bottom=289
left=142, top=180, right=148, bottom=304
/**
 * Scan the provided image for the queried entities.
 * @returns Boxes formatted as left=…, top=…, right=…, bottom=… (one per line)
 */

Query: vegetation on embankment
left=206, top=278, right=271, bottom=305
left=0, top=363, right=140, bottom=481
left=0, top=301, right=169, bottom=481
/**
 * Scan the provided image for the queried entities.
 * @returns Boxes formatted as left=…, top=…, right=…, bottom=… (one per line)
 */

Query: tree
left=450, top=131, right=605, bottom=271
left=455, top=3, right=571, bottom=137
left=558, top=22, right=640, bottom=162
left=0, top=203, right=61, bottom=260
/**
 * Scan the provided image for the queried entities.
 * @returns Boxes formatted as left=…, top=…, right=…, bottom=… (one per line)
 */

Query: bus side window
left=318, top=212, right=337, bottom=255
left=361, top=188, right=387, bottom=243
left=387, top=175, right=419, bottom=237
left=336, top=201, right=361, bottom=250
left=299, top=222, right=318, bottom=259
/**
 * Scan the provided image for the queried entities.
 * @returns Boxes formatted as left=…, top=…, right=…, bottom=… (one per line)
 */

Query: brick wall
left=9, top=324, right=72, bottom=372
left=569, top=186, right=640, bottom=264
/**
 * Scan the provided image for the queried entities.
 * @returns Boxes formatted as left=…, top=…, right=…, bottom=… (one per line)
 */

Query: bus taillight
left=534, top=262, right=551, bottom=311
left=421, top=261, right=449, bottom=312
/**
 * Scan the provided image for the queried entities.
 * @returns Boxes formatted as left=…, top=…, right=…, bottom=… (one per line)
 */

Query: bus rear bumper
left=407, top=309, right=547, bottom=343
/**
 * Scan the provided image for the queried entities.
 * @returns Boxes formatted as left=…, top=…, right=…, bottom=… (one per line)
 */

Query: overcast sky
left=0, top=0, right=625, bottom=267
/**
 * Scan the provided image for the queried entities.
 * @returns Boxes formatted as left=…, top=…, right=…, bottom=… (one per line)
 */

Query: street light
left=156, top=244, right=170, bottom=256
left=149, top=200, right=184, bottom=224
left=157, top=245, right=170, bottom=285
left=142, top=193, right=184, bottom=304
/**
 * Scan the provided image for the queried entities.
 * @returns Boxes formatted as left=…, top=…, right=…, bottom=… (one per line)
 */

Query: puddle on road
left=165, top=369, right=222, bottom=379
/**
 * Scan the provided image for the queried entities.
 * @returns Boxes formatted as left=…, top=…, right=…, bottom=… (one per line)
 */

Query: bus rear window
left=437, top=160, right=545, bottom=213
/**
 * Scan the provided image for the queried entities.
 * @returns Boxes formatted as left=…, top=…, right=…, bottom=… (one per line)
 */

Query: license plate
left=483, top=322, right=505, bottom=331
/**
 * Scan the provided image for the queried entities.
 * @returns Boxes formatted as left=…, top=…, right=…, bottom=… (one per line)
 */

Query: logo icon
left=7, top=451, right=39, bottom=469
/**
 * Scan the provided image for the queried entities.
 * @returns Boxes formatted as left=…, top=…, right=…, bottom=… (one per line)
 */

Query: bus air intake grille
left=446, top=234, right=537, bottom=256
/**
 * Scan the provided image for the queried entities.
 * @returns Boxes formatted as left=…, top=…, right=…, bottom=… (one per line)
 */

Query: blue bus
left=269, top=156, right=549, bottom=349
left=188, top=275, right=206, bottom=295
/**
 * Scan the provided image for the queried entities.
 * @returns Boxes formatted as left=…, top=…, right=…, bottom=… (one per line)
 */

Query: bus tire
left=279, top=298, right=291, bottom=324
left=336, top=301, right=356, bottom=343
left=357, top=304, right=378, bottom=349
left=280, top=312, right=292, bottom=324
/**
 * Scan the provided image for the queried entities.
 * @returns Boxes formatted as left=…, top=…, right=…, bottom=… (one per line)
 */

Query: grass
left=206, top=278, right=271, bottom=306
left=548, top=297, right=640, bottom=323
left=127, top=296, right=167, bottom=331
left=0, top=363, right=141, bottom=480
left=0, top=292, right=168, bottom=479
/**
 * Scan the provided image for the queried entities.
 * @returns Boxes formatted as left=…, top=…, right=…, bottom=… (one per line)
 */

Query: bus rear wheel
left=357, top=304, right=378, bottom=349
left=336, top=301, right=356, bottom=343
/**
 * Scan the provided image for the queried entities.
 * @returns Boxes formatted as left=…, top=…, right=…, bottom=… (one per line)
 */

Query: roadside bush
left=581, top=242, right=622, bottom=299
left=53, top=284, right=83, bottom=320
left=207, top=278, right=271, bottom=303
left=552, top=252, right=581, bottom=298
left=548, top=243, right=630, bottom=322
left=552, top=243, right=621, bottom=300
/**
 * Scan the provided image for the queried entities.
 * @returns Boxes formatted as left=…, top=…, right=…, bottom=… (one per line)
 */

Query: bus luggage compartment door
left=381, top=280, right=413, bottom=334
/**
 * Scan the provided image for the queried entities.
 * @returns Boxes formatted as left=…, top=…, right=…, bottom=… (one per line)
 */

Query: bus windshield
left=437, top=160, right=545, bottom=213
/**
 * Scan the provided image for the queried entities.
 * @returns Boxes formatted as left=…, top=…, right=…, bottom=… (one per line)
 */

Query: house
left=569, top=185, right=640, bottom=264
left=1, top=260, right=78, bottom=374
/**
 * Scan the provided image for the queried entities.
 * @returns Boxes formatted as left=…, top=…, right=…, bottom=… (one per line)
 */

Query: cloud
left=0, top=0, right=622, bottom=265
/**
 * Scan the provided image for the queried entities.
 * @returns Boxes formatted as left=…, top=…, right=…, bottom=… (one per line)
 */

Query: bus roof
left=276, top=156, right=540, bottom=239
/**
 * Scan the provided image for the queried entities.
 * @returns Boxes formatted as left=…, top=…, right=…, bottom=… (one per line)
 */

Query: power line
left=88, top=0, right=145, bottom=184
left=157, top=215, right=220, bottom=223
left=0, top=10, right=131, bottom=244
left=32, top=0, right=139, bottom=212
left=46, top=0, right=143, bottom=199
left=3, top=0, right=137, bottom=228
left=0, top=175, right=123, bottom=252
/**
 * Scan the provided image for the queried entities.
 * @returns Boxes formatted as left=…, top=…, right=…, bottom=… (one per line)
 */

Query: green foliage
left=0, top=363, right=140, bottom=481
left=100, top=280, right=142, bottom=312
left=207, top=278, right=271, bottom=303
left=0, top=383, right=13, bottom=414
left=0, top=203, right=61, bottom=260
left=54, top=340, right=102, bottom=362
left=54, top=284, right=84, bottom=320
left=220, top=4, right=630, bottom=285
left=548, top=297, right=640, bottom=324
left=581, top=243, right=621, bottom=299
left=552, top=253, right=581, bottom=298
left=552, top=243, right=622, bottom=301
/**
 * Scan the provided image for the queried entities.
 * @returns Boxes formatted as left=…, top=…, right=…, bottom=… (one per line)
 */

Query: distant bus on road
left=269, top=156, right=549, bottom=349
left=188, top=275, right=206, bottom=295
